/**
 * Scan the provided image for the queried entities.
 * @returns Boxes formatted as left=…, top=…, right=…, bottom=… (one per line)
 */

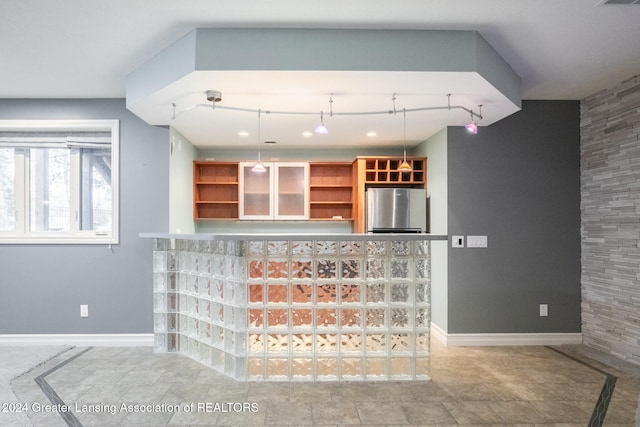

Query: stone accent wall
left=581, top=75, right=640, bottom=364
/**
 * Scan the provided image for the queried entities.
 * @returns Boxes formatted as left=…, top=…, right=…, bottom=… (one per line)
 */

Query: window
left=0, top=120, right=119, bottom=244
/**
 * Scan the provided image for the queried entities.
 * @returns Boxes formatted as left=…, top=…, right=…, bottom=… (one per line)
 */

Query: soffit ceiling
left=1, top=0, right=639, bottom=149
left=126, top=29, right=521, bottom=148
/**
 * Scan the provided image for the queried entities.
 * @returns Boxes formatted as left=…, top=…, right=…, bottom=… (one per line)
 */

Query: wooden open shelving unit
left=192, top=158, right=425, bottom=229
left=193, top=161, right=239, bottom=220
left=308, top=162, right=355, bottom=221
left=363, top=157, right=425, bottom=184
left=353, top=156, right=427, bottom=233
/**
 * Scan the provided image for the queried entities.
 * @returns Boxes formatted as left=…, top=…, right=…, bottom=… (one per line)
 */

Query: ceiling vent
left=598, top=0, right=640, bottom=5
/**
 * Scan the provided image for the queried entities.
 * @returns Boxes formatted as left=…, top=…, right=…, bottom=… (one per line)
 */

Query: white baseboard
left=2, top=329, right=582, bottom=348
left=0, top=334, right=154, bottom=347
left=430, top=322, right=448, bottom=344
left=430, top=323, right=582, bottom=346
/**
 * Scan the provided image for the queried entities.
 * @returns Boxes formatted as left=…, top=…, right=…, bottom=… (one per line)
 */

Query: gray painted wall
left=447, top=100, right=581, bottom=334
left=0, top=99, right=169, bottom=334
left=169, top=128, right=196, bottom=234
left=414, top=128, right=449, bottom=330
left=0, top=99, right=582, bottom=336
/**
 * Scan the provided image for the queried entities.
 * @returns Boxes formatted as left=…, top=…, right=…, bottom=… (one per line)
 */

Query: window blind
left=0, top=132, right=112, bottom=149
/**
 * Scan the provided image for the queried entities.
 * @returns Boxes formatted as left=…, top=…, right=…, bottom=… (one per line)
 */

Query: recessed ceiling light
left=302, top=131, right=313, bottom=137
left=238, top=131, right=249, bottom=137
left=366, top=131, right=377, bottom=137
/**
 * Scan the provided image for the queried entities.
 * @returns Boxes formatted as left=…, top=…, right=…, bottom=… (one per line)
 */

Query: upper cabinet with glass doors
left=239, top=162, right=309, bottom=220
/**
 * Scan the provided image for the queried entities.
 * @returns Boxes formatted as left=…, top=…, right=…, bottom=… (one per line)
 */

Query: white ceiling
left=2, top=0, right=639, bottom=149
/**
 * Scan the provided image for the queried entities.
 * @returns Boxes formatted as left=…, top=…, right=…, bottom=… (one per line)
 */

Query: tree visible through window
left=0, top=120, right=119, bottom=244
left=80, top=147, right=113, bottom=233
left=0, top=148, right=15, bottom=232
left=29, top=147, right=71, bottom=232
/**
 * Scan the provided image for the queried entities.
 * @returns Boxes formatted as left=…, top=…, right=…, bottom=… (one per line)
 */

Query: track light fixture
left=175, top=92, right=481, bottom=120
left=172, top=93, right=483, bottom=141
left=206, top=90, right=222, bottom=103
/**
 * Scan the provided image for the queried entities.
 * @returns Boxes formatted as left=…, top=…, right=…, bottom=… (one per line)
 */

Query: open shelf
left=193, top=162, right=240, bottom=219
left=195, top=202, right=239, bottom=220
left=308, top=163, right=354, bottom=221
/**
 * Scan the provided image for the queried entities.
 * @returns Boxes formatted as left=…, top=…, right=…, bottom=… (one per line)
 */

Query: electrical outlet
left=80, top=305, right=89, bottom=318
left=539, top=304, right=548, bottom=317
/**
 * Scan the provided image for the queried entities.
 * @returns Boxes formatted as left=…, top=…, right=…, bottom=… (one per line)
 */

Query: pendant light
left=398, top=108, right=412, bottom=172
left=252, top=152, right=266, bottom=173
left=252, top=109, right=267, bottom=173
left=314, top=111, right=328, bottom=134
left=313, top=95, right=333, bottom=134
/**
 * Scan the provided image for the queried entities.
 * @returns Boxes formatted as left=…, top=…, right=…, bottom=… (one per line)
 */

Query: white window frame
left=0, top=119, right=119, bottom=244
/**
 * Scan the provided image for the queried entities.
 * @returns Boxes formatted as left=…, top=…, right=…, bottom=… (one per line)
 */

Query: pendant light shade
left=398, top=155, right=412, bottom=172
left=252, top=151, right=266, bottom=173
left=252, top=109, right=267, bottom=172
left=314, top=111, right=328, bottom=134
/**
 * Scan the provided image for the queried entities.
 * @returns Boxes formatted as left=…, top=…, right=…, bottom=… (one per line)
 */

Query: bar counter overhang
left=141, top=232, right=447, bottom=381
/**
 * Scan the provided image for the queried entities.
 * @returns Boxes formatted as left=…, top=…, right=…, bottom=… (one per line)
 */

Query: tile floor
left=1, top=346, right=71, bottom=427
left=6, top=339, right=640, bottom=426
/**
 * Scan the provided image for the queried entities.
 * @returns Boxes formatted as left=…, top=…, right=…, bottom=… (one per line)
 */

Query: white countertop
left=140, top=232, right=448, bottom=241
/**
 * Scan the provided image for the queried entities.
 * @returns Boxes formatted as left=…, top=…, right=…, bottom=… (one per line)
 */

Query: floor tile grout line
left=546, top=345, right=615, bottom=378
left=33, top=347, right=94, bottom=427
left=8, top=346, right=74, bottom=383
left=545, top=346, right=617, bottom=427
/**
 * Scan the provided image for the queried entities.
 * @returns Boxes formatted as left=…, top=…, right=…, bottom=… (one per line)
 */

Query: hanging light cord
left=257, top=109, right=262, bottom=161
left=398, top=107, right=412, bottom=172
left=403, top=108, right=408, bottom=161
left=403, top=108, right=406, bottom=142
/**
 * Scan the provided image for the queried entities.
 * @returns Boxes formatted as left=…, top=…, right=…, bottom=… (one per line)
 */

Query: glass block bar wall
left=152, top=237, right=431, bottom=381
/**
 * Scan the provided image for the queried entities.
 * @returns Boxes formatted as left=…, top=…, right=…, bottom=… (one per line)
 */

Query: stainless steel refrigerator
left=366, top=188, right=427, bottom=233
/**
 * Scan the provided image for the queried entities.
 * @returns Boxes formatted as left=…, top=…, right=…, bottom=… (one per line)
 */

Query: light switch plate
left=452, top=236, right=465, bottom=248
left=467, top=235, right=488, bottom=248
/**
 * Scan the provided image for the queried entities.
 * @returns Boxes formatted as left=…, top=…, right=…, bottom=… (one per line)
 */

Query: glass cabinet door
left=239, top=162, right=308, bottom=220
left=240, top=163, right=273, bottom=219
left=275, top=163, right=308, bottom=219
